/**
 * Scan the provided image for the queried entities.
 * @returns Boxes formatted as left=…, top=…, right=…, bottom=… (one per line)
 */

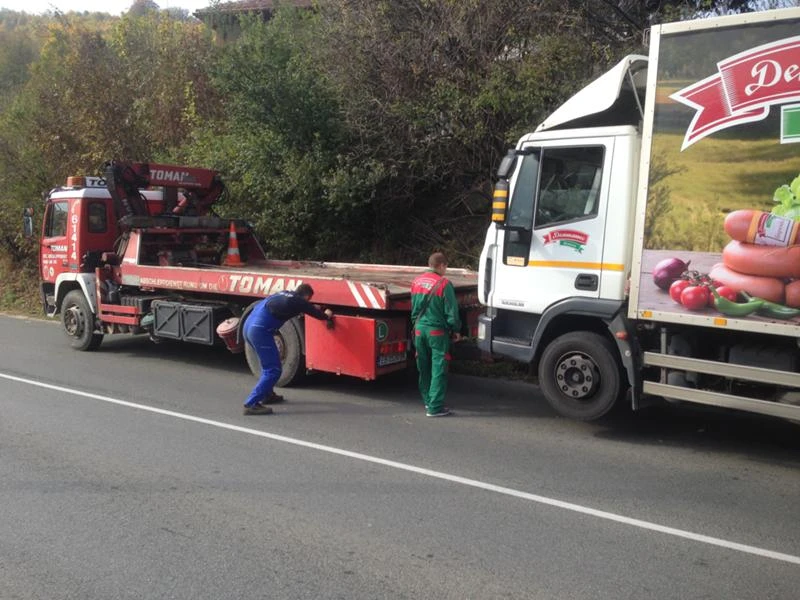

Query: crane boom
left=103, top=160, right=225, bottom=223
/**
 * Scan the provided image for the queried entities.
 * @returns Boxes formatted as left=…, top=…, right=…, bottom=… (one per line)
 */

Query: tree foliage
left=0, top=10, right=215, bottom=269
left=187, top=11, right=383, bottom=260
left=0, top=1, right=775, bottom=301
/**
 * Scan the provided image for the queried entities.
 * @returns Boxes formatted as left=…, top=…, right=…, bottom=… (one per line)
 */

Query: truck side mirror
left=22, top=207, right=34, bottom=238
left=496, top=149, right=517, bottom=179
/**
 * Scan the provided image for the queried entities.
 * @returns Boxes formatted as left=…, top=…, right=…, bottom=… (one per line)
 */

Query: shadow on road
left=593, top=403, right=800, bottom=467
left=96, top=335, right=800, bottom=462
left=99, top=335, right=250, bottom=374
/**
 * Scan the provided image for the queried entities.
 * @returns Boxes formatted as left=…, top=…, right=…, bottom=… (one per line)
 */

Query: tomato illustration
left=680, top=285, right=710, bottom=311
left=669, top=279, right=691, bottom=304
left=715, top=286, right=738, bottom=303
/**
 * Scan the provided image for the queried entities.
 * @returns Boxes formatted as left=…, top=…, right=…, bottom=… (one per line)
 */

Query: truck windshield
left=506, top=151, right=540, bottom=230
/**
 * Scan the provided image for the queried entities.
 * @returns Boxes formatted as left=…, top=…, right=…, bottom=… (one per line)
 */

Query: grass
left=0, top=259, right=41, bottom=317
left=649, top=133, right=799, bottom=251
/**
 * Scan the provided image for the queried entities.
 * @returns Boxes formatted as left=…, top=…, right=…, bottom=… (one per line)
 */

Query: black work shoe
left=243, top=404, right=274, bottom=415
left=260, top=392, right=285, bottom=405
left=426, top=407, right=453, bottom=417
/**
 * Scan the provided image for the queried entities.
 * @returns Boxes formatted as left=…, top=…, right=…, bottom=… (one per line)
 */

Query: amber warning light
left=65, top=176, right=106, bottom=188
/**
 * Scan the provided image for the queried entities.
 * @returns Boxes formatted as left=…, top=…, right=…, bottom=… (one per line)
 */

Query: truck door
left=490, top=139, right=613, bottom=314
left=40, top=199, right=70, bottom=284
left=81, top=199, right=115, bottom=266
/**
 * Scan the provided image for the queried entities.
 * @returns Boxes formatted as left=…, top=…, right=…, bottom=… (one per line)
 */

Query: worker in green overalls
left=410, top=252, right=462, bottom=417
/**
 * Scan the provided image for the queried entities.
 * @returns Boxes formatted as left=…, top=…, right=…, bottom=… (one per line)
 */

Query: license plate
left=377, top=353, right=406, bottom=367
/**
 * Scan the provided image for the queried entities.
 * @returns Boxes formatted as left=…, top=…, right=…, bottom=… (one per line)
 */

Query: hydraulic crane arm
left=103, top=161, right=225, bottom=222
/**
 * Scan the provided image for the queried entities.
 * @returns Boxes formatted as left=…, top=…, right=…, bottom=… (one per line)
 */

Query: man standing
left=242, top=283, right=333, bottom=415
left=411, top=252, right=462, bottom=417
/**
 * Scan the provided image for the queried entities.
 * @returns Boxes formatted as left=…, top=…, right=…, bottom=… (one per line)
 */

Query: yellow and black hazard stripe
left=491, top=179, right=509, bottom=222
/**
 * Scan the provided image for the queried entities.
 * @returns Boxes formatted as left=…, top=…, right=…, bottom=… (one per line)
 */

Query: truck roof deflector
left=536, top=54, right=648, bottom=132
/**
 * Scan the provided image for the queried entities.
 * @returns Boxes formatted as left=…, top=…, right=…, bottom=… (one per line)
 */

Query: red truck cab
left=39, top=176, right=176, bottom=316
left=40, top=178, right=118, bottom=315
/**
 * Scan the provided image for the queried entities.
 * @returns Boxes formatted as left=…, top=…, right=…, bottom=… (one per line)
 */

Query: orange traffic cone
left=223, top=221, right=245, bottom=266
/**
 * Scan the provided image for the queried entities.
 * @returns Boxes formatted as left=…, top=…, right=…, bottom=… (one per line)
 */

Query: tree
left=187, top=10, right=381, bottom=260
left=0, top=11, right=217, bottom=282
left=0, top=30, right=37, bottom=100
left=311, top=0, right=610, bottom=263
left=128, top=0, right=160, bottom=17
left=109, top=11, right=218, bottom=159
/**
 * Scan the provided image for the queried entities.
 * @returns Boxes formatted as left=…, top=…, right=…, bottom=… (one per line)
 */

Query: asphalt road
left=1, top=314, right=799, bottom=600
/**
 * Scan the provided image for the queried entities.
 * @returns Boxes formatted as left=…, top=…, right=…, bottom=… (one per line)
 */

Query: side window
left=45, top=201, right=68, bottom=238
left=535, top=146, right=604, bottom=229
left=87, top=202, right=107, bottom=233
left=505, top=152, right=540, bottom=230
left=503, top=151, right=540, bottom=266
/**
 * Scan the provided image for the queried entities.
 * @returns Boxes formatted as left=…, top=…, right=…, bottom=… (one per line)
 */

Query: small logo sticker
left=376, top=321, right=389, bottom=341
left=781, top=104, right=800, bottom=144
left=543, top=229, right=589, bottom=253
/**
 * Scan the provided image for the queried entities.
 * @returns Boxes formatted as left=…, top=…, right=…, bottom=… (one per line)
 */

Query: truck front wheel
left=61, top=290, right=103, bottom=351
left=538, top=331, right=621, bottom=421
left=245, top=318, right=304, bottom=388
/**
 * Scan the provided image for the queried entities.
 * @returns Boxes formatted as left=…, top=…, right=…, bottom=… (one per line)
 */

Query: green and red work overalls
left=410, top=270, right=462, bottom=414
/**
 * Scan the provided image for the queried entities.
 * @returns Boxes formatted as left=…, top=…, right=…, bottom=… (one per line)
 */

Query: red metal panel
left=121, top=262, right=390, bottom=309
left=99, top=315, right=139, bottom=325
left=144, top=164, right=218, bottom=190
left=99, top=303, right=139, bottom=315
left=305, top=316, right=378, bottom=380
left=115, top=231, right=477, bottom=311
left=99, top=301, right=140, bottom=326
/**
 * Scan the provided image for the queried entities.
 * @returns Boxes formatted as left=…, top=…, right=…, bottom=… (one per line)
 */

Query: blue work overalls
left=243, top=294, right=287, bottom=407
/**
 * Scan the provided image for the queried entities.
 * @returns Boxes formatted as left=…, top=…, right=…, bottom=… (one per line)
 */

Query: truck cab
left=39, top=176, right=169, bottom=317
left=477, top=56, right=648, bottom=420
left=40, top=178, right=117, bottom=317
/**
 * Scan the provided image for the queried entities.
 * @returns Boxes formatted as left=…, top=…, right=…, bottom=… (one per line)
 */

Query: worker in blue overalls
left=242, top=283, right=333, bottom=415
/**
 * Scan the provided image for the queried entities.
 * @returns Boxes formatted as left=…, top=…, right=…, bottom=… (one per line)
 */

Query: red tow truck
left=37, top=161, right=480, bottom=385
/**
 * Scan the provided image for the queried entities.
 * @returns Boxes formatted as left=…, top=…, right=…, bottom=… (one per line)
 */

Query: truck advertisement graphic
left=637, top=20, right=800, bottom=329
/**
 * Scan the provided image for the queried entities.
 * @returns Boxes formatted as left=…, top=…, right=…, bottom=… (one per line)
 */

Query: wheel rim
left=553, top=351, right=600, bottom=400
left=63, top=304, right=85, bottom=338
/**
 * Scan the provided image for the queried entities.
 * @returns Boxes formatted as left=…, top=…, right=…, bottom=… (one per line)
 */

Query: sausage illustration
left=786, top=280, right=800, bottom=308
left=722, top=240, right=800, bottom=279
left=724, top=210, right=800, bottom=246
left=709, top=263, right=785, bottom=304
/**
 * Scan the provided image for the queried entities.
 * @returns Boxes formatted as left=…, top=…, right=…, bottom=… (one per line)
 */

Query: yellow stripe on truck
left=528, top=260, right=625, bottom=271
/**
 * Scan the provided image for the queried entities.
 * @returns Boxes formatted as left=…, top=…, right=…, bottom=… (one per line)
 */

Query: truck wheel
left=61, top=290, right=103, bottom=351
left=538, top=331, right=621, bottom=421
left=244, top=318, right=305, bottom=387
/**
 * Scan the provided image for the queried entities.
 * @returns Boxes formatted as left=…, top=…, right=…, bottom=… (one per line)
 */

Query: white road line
left=2, top=370, right=799, bottom=567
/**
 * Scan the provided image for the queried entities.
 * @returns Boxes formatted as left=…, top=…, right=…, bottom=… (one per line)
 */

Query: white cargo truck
left=477, top=8, right=800, bottom=421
